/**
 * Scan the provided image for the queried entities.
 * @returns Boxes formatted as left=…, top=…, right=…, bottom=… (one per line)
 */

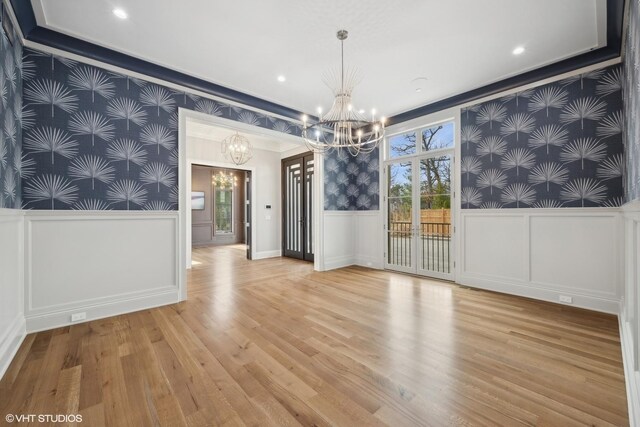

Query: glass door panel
left=386, top=161, right=414, bottom=272
left=417, top=156, right=452, bottom=279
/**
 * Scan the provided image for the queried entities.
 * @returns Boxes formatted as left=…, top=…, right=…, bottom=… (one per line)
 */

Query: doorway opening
left=191, top=165, right=251, bottom=253
left=179, top=108, right=313, bottom=294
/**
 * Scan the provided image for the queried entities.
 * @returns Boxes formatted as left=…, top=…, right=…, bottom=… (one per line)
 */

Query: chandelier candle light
left=212, top=170, right=238, bottom=189
left=221, top=132, right=253, bottom=165
left=302, top=30, right=385, bottom=155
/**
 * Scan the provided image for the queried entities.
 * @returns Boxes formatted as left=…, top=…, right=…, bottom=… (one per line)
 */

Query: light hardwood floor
left=0, top=245, right=629, bottom=426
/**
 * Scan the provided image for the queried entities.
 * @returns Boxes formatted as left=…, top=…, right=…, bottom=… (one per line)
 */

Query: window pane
left=215, top=188, right=233, bottom=233
left=420, top=156, right=451, bottom=196
left=387, top=162, right=412, bottom=228
left=422, top=121, right=454, bottom=151
left=388, top=162, right=412, bottom=198
left=389, top=132, right=416, bottom=158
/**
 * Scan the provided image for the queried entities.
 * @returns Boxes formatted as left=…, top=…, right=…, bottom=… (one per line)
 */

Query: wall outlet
left=71, top=312, right=86, bottom=322
left=559, top=295, right=573, bottom=304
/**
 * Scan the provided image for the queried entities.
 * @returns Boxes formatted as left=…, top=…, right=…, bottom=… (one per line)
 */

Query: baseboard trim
left=323, top=255, right=355, bottom=271
left=0, top=315, right=26, bottom=381
left=620, top=314, right=640, bottom=427
left=354, top=256, right=384, bottom=270
left=25, top=288, right=180, bottom=333
left=253, top=250, right=281, bottom=260
left=458, top=274, right=620, bottom=314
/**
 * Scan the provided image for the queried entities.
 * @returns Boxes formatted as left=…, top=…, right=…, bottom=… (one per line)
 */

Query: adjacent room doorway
left=191, top=165, right=251, bottom=255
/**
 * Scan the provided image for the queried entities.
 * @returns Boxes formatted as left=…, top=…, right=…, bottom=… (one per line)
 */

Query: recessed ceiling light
left=113, top=8, right=128, bottom=19
left=415, top=88, right=422, bottom=93
left=512, top=46, right=525, bottom=55
left=277, top=75, right=286, bottom=82
left=358, top=109, right=365, bottom=114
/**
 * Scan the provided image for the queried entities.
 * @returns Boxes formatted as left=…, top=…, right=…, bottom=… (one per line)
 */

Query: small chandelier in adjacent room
left=212, top=170, right=237, bottom=189
left=301, top=30, right=385, bottom=156
left=221, top=132, right=253, bottom=165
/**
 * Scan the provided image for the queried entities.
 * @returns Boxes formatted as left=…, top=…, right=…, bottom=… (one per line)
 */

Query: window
left=422, top=121, right=454, bottom=151
left=387, top=120, right=455, bottom=159
left=214, top=187, right=233, bottom=234
left=389, top=131, right=417, bottom=158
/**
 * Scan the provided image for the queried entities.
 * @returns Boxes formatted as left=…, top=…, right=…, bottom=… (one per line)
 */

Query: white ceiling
left=186, top=118, right=301, bottom=153
left=35, top=0, right=607, bottom=118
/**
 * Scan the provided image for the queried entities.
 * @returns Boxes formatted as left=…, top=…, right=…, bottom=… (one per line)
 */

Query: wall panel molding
left=23, top=211, right=181, bottom=332
left=321, top=212, right=356, bottom=271
left=354, top=210, right=384, bottom=269
left=459, top=208, right=622, bottom=313
left=620, top=200, right=640, bottom=425
left=621, top=310, right=640, bottom=427
left=0, top=315, right=25, bottom=380
left=0, top=209, right=25, bottom=380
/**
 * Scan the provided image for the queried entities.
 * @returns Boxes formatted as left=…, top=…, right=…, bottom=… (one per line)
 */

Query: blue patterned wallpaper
left=0, top=13, right=22, bottom=209
left=461, top=64, right=624, bottom=208
left=324, top=147, right=380, bottom=210
left=623, top=0, right=640, bottom=202
left=21, top=47, right=303, bottom=210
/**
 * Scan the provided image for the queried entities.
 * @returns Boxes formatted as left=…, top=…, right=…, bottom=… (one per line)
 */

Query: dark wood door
left=282, top=153, right=314, bottom=261
left=245, top=171, right=252, bottom=260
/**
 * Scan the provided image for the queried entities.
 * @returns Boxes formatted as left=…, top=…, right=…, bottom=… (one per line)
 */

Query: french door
left=282, top=153, right=314, bottom=261
left=384, top=152, right=454, bottom=280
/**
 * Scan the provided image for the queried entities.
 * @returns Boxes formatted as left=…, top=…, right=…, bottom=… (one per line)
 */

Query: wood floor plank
left=99, top=332, right=135, bottom=427
left=54, top=365, right=82, bottom=422
left=27, top=332, right=71, bottom=421
left=0, top=244, right=629, bottom=426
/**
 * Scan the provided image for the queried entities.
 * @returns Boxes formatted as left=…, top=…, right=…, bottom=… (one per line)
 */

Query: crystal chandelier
left=302, top=30, right=385, bottom=156
left=221, top=132, right=253, bottom=165
left=212, top=170, right=237, bottom=189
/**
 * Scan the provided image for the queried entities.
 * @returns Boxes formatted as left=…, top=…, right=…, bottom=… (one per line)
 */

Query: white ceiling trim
left=35, top=0, right=607, bottom=118
left=385, top=56, right=621, bottom=137
left=184, top=109, right=304, bottom=153
left=20, top=38, right=306, bottom=127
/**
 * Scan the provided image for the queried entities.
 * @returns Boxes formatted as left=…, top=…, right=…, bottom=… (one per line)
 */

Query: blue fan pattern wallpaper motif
left=21, top=47, right=303, bottom=210
left=0, top=13, right=22, bottom=210
left=323, top=148, right=380, bottom=210
left=623, top=0, right=640, bottom=203
left=461, top=64, right=624, bottom=209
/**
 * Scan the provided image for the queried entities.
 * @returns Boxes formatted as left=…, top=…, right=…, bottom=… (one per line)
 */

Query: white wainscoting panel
left=621, top=200, right=640, bottom=426
left=463, top=214, right=526, bottom=281
left=530, top=215, right=619, bottom=298
left=24, top=211, right=181, bottom=332
left=0, top=209, right=25, bottom=380
left=459, top=208, right=621, bottom=313
left=321, top=212, right=355, bottom=270
left=354, top=211, right=384, bottom=269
